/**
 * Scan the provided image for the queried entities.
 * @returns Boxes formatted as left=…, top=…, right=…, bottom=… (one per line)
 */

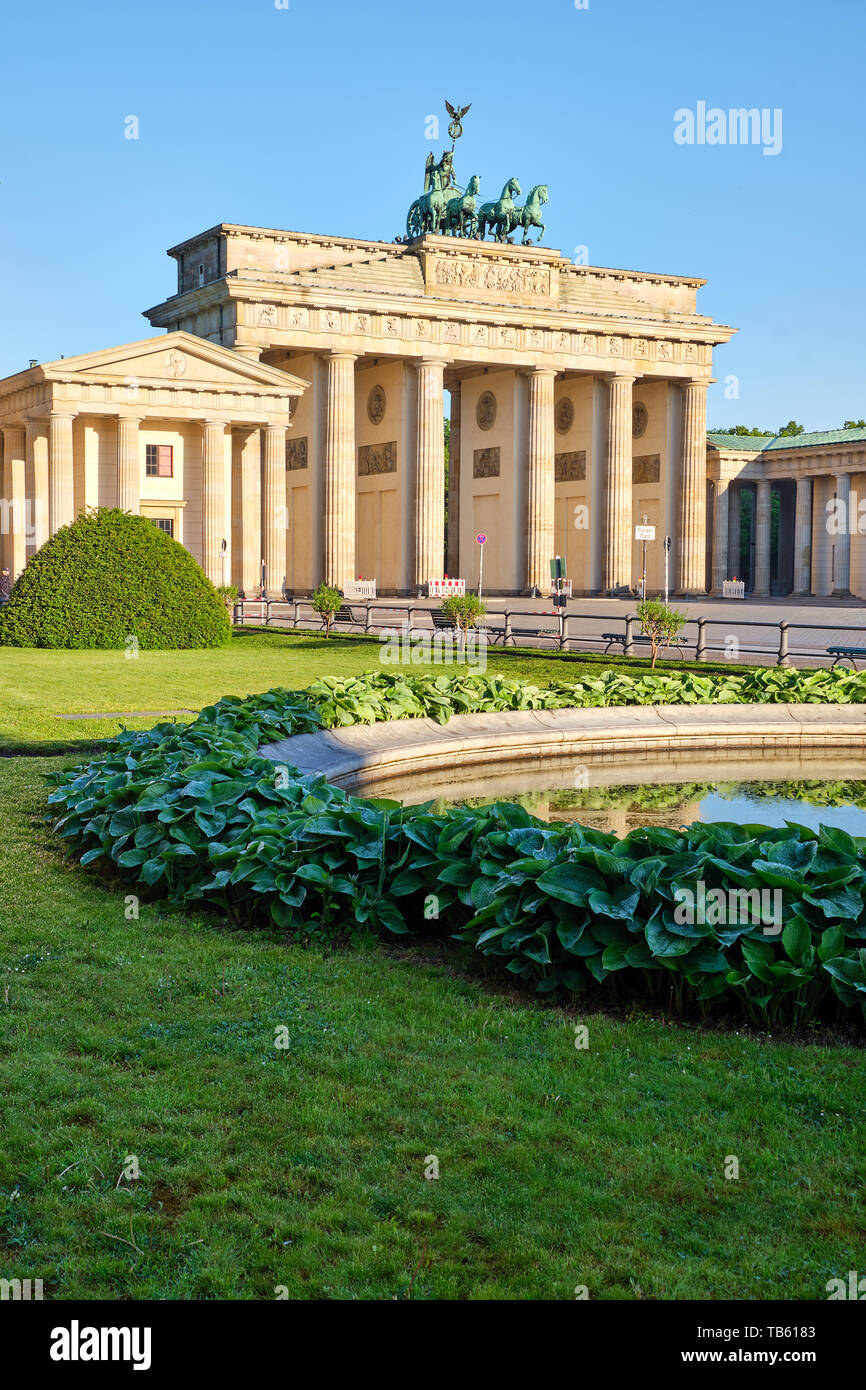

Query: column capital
left=525, top=365, right=557, bottom=379
left=48, top=409, right=77, bottom=419
left=605, top=371, right=637, bottom=385
left=416, top=356, right=450, bottom=370
left=325, top=351, right=358, bottom=365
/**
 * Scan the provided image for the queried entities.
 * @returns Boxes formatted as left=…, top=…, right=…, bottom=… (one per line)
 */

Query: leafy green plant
left=637, top=599, right=688, bottom=668
left=0, top=508, right=231, bottom=650
left=440, top=593, right=486, bottom=642
left=311, top=583, right=343, bottom=636
left=217, top=583, right=239, bottom=614
left=44, top=673, right=866, bottom=1028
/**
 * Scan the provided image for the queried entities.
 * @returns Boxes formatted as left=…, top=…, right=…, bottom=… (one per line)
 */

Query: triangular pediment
left=41, top=332, right=308, bottom=393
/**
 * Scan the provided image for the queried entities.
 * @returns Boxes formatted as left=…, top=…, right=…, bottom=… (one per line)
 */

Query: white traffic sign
left=635, top=524, right=656, bottom=541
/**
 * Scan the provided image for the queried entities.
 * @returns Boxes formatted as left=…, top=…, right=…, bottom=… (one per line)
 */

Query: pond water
left=378, top=752, right=866, bottom=837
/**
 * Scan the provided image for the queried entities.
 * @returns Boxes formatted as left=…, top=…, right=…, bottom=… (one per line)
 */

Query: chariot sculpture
left=403, top=102, right=549, bottom=244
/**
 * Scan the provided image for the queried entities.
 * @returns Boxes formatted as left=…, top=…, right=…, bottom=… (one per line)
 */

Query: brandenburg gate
left=142, top=219, right=734, bottom=597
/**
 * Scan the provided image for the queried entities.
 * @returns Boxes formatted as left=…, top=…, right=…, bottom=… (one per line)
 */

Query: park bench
left=321, top=605, right=362, bottom=630
left=827, top=645, right=866, bottom=670
left=602, top=631, right=687, bottom=655
left=429, top=610, right=500, bottom=644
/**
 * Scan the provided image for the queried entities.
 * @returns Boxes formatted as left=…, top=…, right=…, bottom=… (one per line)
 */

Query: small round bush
left=0, top=508, right=231, bottom=649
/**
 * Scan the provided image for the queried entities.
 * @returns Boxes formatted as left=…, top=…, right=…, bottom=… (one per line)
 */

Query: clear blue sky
left=1, top=0, right=862, bottom=431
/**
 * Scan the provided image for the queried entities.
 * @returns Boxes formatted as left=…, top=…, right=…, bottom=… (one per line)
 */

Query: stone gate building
left=1, top=221, right=863, bottom=599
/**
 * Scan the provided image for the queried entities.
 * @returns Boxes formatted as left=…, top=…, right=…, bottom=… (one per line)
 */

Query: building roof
left=707, top=426, right=866, bottom=454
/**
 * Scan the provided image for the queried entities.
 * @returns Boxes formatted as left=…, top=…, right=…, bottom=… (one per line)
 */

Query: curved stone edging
left=260, top=703, right=866, bottom=793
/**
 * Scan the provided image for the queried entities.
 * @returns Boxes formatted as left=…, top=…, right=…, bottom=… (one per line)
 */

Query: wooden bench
left=321, top=605, right=361, bottom=630
left=827, top=645, right=866, bottom=670
left=602, top=631, right=687, bottom=654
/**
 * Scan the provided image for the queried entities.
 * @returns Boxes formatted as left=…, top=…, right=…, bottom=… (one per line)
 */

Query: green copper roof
left=707, top=432, right=775, bottom=452
left=707, top=426, right=866, bottom=453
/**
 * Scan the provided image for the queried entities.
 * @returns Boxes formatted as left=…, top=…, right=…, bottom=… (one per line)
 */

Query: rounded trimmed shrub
left=0, top=507, right=231, bottom=649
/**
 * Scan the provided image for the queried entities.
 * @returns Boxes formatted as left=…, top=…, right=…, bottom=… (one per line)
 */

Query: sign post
left=634, top=520, right=655, bottom=601
left=475, top=533, right=487, bottom=597
left=550, top=554, right=567, bottom=642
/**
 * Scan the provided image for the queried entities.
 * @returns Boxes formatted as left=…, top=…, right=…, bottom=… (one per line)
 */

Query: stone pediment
left=39, top=332, right=307, bottom=394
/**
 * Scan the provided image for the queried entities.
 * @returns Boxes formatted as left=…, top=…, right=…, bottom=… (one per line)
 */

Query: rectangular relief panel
left=358, top=441, right=397, bottom=475
left=473, top=447, right=500, bottom=479
left=632, top=453, right=661, bottom=484
left=286, top=436, right=308, bottom=471
left=555, top=450, right=586, bottom=482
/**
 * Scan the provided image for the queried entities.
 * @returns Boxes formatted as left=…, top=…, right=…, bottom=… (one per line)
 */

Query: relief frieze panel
left=358, top=441, right=397, bottom=475
left=632, top=454, right=661, bottom=484
left=473, top=447, right=500, bottom=478
left=555, top=450, right=586, bottom=482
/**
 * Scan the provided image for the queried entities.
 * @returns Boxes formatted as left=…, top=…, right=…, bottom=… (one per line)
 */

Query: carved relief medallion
left=473, top=447, right=500, bottom=478
left=367, top=385, right=386, bottom=425
left=555, top=398, right=574, bottom=435
left=632, top=402, right=648, bottom=439
left=163, top=349, right=186, bottom=378
left=476, top=391, right=497, bottom=431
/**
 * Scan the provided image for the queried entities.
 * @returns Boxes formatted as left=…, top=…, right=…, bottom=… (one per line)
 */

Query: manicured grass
left=1, top=755, right=864, bottom=1299
left=0, top=628, right=757, bottom=752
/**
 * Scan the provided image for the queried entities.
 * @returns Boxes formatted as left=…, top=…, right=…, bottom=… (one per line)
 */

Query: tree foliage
left=0, top=508, right=231, bottom=650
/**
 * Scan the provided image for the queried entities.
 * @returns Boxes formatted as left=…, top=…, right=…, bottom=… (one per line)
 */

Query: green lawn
left=1, top=634, right=863, bottom=1299
left=0, top=628, right=752, bottom=752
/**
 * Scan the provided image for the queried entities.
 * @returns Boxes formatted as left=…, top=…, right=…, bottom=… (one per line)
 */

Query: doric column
left=833, top=473, right=851, bottom=597
left=116, top=414, right=142, bottom=514
left=727, top=482, right=741, bottom=579
left=446, top=382, right=461, bottom=577
left=1, top=426, right=27, bottom=577
left=24, top=419, right=49, bottom=554
left=414, top=358, right=447, bottom=592
left=48, top=410, right=76, bottom=534
left=235, top=428, right=262, bottom=596
left=323, top=353, right=357, bottom=589
left=263, top=423, right=286, bottom=597
left=677, top=380, right=708, bottom=595
left=753, top=478, right=772, bottom=597
left=525, top=367, right=556, bottom=594
left=711, top=477, right=729, bottom=593
left=602, top=373, right=635, bottom=593
left=793, top=476, right=813, bottom=596
left=201, top=419, right=226, bottom=585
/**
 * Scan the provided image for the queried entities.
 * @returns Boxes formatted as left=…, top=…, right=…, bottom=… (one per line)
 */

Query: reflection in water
left=370, top=754, right=866, bottom=837
left=454, top=782, right=866, bottom=838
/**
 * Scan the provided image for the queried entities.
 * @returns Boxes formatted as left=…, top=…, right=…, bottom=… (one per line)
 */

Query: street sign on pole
left=634, top=525, right=655, bottom=542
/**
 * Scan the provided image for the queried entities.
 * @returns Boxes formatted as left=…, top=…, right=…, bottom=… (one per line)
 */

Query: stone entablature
left=144, top=227, right=733, bottom=381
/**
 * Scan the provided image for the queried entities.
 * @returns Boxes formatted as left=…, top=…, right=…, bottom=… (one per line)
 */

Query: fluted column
left=116, top=415, right=142, bottom=514
left=446, top=382, right=461, bottom=577
left=753, top=478, right=772, bottom=597
left=602, top=373, right=635, bottom=593
left=792, top=476, right=813, bottom=596
left=201, top=419, right=226, bottom=584
left=263, top=423, right=286, bottom=597
left=833, top=473, right=851, bottom=597
left=727, top=482, right=741, bottom=579
left=48, top=410, right=76, bottom=534
left=414, top=358, right=447, bottom=592
left=235, top=428, right=262, bottom=596
left=711, top=477, right=729, bottom=593
left=1, top=426, right=27, bottom=577
left=525, top=368, right=556, bottom=594
left=24, top=419, right=49, bottom=554
left=677, top=380, right=708, bottom=595
left=323, top=353, right=357, bottom=589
